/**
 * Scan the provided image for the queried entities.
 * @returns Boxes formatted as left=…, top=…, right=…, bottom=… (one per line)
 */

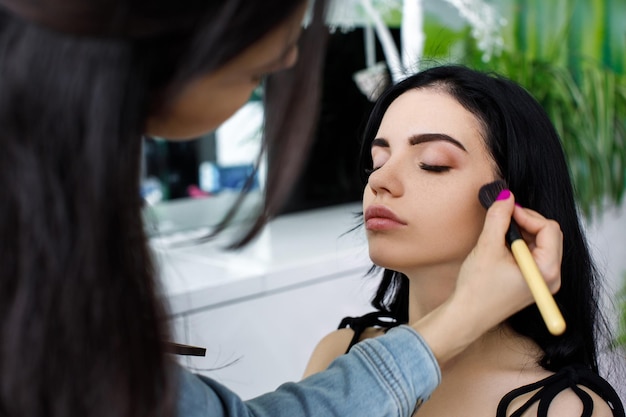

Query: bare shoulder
left=302, top=328, right=355, bottom=378
left=543, top=385, right=616, bottom=417
left=302, top=326, right=387, bottom=379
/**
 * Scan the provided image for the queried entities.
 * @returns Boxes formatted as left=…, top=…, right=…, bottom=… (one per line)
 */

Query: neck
left=440, top=325, right=544, bottom=373
left=405, top=264, right=544, bottom=373
left=405, top=263, right=461, bottom=322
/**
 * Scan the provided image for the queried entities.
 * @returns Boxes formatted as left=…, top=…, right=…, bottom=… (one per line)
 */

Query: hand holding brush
left=478, top=180, right=566, bottom=336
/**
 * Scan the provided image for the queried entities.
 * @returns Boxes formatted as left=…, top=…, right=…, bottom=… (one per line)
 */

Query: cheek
left=441, top=189, right=487, bottom=247
left=415, top=188, right=487, bottom=256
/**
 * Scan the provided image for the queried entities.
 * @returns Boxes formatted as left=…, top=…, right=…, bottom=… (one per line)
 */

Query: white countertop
left=150, top=201, right=371, bottom=317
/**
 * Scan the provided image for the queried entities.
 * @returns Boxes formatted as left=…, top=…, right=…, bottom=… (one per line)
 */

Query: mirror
left=141, top=92, right=266, bottom=237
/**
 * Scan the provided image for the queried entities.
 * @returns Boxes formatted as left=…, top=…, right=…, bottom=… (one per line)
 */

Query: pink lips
left=364, top=205, right=407, bottom=231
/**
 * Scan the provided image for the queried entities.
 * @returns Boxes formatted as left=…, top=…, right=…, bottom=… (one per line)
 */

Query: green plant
left=513, top=0, right=625, bottom=216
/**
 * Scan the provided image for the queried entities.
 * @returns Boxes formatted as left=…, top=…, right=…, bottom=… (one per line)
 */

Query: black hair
left=359, top=64, right=611, bottom=373
left=0, top=1, right=328, bottom=416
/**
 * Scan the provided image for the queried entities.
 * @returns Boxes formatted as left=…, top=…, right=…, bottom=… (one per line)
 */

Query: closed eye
left=419, top=163, right=451, bottom=173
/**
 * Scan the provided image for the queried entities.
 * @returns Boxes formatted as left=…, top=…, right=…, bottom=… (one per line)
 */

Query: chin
left=368, top=251, right=400, bottom=271
left=145, top=113, right=223, bottom=141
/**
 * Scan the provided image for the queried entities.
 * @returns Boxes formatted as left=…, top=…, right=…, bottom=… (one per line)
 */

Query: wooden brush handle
left=510, top=239, right=566, bottom=336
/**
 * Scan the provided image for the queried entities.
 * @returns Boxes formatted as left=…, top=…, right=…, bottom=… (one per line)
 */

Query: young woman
left=0, top=1, right=565, bottom=416
left=303, top=65, right=625, bottom=416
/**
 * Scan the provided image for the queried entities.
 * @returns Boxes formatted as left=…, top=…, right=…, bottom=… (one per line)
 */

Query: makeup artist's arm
left=412, top=191, right=562, bottom=366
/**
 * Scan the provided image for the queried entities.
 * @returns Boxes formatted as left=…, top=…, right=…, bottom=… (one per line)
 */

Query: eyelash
left=419, top=163, right=451, bottom=173
left=365, top=164, right=450, bottom=177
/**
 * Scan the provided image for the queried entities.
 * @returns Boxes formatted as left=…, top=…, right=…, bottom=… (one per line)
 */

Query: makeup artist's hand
left=411, top=190, right=563, bottom=365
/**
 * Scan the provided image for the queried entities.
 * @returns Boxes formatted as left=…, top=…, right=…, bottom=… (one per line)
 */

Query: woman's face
left=363, top=87, right=497, bottom=275
left=145, top=3, right=306, bottom=140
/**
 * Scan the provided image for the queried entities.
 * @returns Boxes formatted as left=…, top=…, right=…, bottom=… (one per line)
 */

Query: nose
left=366, top=160, right=403, bottom=197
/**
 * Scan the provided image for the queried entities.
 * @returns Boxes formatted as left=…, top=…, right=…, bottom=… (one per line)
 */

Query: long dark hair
left=0, top=1, right=328, bottom=416
left=359, top=64, right=611, bottom=373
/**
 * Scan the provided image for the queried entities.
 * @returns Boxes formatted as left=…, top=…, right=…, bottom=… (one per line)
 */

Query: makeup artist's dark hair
left=359, top=64, right=612, bottom=374
left=0, top=1, right=328, bottom=416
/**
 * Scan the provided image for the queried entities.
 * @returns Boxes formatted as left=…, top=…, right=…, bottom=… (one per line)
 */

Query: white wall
left=584, top=203, right=626, bottom=321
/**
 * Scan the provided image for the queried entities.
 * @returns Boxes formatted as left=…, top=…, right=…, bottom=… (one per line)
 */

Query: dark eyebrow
left=371, top=133, right=467, bottom=152
left=371, top=138, right=389, bottom=148
left=409, top=133, right=467, bottom=151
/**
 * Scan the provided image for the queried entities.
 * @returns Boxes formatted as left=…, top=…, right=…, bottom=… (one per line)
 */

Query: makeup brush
left=478, top=180, right=566, bottom=336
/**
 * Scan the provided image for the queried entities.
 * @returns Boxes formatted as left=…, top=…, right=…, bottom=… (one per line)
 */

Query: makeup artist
left=0, top=1, right=563, bottom=417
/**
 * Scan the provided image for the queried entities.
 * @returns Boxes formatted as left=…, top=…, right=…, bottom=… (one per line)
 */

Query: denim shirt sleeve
left=177, top=325, right=441, bottom=417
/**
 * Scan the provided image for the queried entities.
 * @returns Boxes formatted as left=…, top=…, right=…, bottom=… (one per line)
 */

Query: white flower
left=325, top=0, right=504, bottom=64
left=442, top=0, right=505, bottom=61
left=325, top=0, right=403, bottom=32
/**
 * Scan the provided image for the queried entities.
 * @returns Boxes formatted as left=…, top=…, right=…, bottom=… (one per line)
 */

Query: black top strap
left=338, top=311, right=399, bottom=353
left=496, top=364, right=625, bottom=417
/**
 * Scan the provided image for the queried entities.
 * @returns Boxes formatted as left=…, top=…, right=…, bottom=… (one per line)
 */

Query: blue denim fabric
left=177, top=325, right=441, bottom=417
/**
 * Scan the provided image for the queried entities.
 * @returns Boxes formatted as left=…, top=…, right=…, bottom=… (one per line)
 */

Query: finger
left=513, top=208, right=562, bottom=252
left=514, top=205, right=542, bottom=218
left=513, top=206, right=548, bottom=232
left=513, top=208, right=543, bottom=247
left=512, top=207, right=563, bottom=293
left=477, top=190, right=515, bottom=248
